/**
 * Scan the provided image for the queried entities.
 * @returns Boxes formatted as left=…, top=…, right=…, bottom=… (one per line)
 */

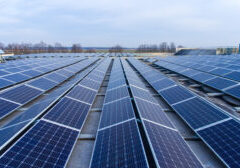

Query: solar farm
left=0, top=53, right=240, bottom=168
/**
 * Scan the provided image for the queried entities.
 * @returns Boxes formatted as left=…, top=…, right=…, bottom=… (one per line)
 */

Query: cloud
left=0, top=0, right=240, bottom=47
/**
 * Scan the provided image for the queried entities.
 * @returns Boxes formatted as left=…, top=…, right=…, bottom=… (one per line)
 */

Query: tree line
left=0, top=42, right=96, bottom=54
left=136, top=42, right=183, bottom=53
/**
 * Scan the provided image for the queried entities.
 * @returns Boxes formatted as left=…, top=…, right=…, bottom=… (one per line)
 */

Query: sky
left=0, top=0, right=240, bottom=48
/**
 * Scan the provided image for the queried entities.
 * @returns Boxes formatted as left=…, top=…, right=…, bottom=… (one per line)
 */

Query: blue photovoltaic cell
left=91, top=120, right=148, bottom=168
left=3, top=73, right=30, bottom=83
left=181, top=69, right=200, bottom=77
left=204, top=77, right=237, bottom=90
left=225, top=85, right=240, bottom=99
left=197, top=119, right=240, bottom=168
left=130, top=86, right=158, bottom=103
left=0, top=85, right=43, bottom=104
left=0, top=98, right=19, bottom=119
left=0, top=79, right=13, bottom=89
left=143, top=120, right=203, bottom=168
left=151, top=78, right=175, bottom=91
left=79, top=78, right=100, bottom=90
left=0, top=120, right=78, bottom=168
left=135, top=97, right=174, bottom=128
left=104, top=86, right=129, bottom=103
left=198, top=65, right=216, bottom=72
left=67, top=85, right=97, bottom=104
left=44, top=97, right=90, bottom=129
left=44, top=73, right=67, bottom=83
left=28, top=77, right=57, bottom=90
left=107, top=79, right=126, bottom=90
left=99, top=97, right=135, bottom=129
left=21, top=70, right=42, bottom=77
left=191, top=73, right=215, bottom=82
left=172, top=97, right=229, bottom=129
left=159, top=86, right=194, bottom=105
left=224, top=71, right=240, bottom=82
left=146, top=74, right=165, bottom=82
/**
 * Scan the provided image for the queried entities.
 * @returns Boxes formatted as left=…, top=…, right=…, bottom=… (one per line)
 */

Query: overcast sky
left=0, top=0, right=240, bottom=47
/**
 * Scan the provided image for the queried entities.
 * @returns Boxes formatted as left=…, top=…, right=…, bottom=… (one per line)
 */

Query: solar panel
left=3, top=73, right=30, bottom=83
left=79, top=78, right=101, bottom=91
left=191, top=72, right=215, bottom=82
left=151, top=78, right=175, bottom=91
left=128, top=79, right=146, bottom=88
left=0, top=85, right=43, bottom=104
left=67, top=85, right=97, bottom=104
left=143, top=120, right=203, bottom=168
left=104, top=86, right=129, bottom=103
left=225, top=85, right=240, bottom=99
left=209, top=68, right=231, bottom=76
left=99, top=97, right=135, bottom=129
left=0, top=79, right=13, bottom=89
left=0, top=98, right=20, bottom=119
left=44, top=97, right=90, bottom=129
left=56, top=69, right=74, bottom=77
left=134, top=97, right=174, bottom=128
left=107, top=79, right=126, bottom=90
left=172, top=97, right=229, bottom=129
left=130, top=86, right=157, bottom=103
left=159, top=85, right=195, bottom=105
left=28, top=77, right=58, bottom=90
left=204, top=77, right=237, bottom=90
left=21, top=70, right=42, bottom=77
left=45, top=72, right=67, bottom=83
left=35, top=67, right=51, bottom=73
left=5, top=67, right=22, bottom=73
left=0, top=70, right=9, bottom=76
left=4, top=98, right=55, bottom=128
left=90, top=120, right=148, bottom=168
left=87, top=73, right=103, bottom=82
left=0, top=121, right=30, bottom=148
left=0, top=120, right=78, bottom=168
left=224, top=71, right=240, bottom=82
left=197, top=119, right=240, bottom=168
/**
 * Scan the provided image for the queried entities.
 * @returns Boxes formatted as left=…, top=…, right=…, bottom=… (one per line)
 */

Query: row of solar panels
left=91, top=58, right=149, bottom=168
left=0, top=59, right=111, bottom=168
left=0, top=58, right=100, bottom=150
left=0, top=58, right=98, bottom=120
left=122, top=59, right=203, bottom=168
left=128, top=58, right=240, bottom=168
left=90, top=58, right=203, bottom=168
left=153, top=57, right=240, bottom=100
left=0, top=58, right=84, bottom=89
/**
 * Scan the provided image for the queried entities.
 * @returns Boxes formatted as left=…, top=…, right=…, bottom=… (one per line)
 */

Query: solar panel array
left=91, top=58, right=149, bottom=168
left=0, top=58, right=99, bottom=150
left=0, top=58, right=85, bottom=89
left=128, top=58, right=240, bottom=168
left=0, top=59, right=111, bottom=168
left=0, top=58, right=98, bottom=120
left=154, top=55, right=240, bottom=100
left=122, top=59, right=203, bottom=168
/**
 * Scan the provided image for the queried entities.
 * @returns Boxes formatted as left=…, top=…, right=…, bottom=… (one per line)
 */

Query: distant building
left=175, top=48, right=216, bottom=55
left=0, top=49, right=5, bottom=62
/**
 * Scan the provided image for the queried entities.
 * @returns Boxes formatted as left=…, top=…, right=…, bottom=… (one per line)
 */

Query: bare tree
left=71, top=44, right=83, bottom=53
left=109, top=45, right=123, bottom=53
